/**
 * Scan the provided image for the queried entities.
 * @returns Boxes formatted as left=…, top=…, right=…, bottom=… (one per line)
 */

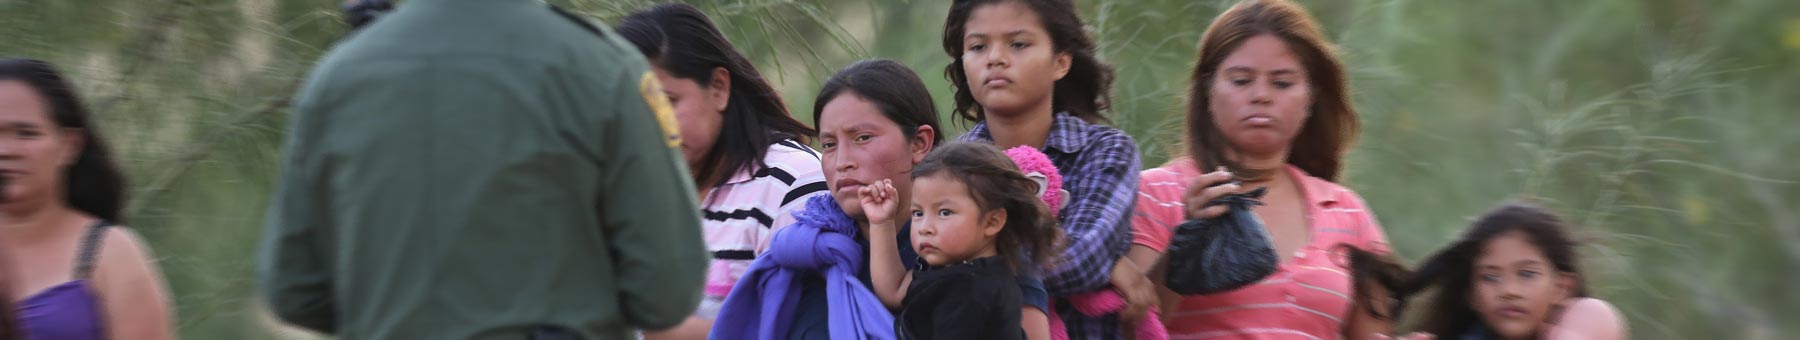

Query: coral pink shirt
left=1131, top=158, right=1390, bottom=339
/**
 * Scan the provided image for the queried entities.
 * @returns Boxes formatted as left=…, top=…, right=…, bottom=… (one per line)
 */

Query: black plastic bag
left=1161, top=187, right=1280, bottom=295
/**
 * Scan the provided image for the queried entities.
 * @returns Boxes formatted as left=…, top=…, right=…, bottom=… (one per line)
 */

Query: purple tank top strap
left=17, top=220, right=111, bottom=340
left=72, top=220, right=110, bottom=280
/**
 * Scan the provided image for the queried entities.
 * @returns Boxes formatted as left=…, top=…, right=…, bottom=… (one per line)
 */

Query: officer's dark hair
left=811, top=59, right=944, bottom=146
left=0, top=58, right=127, bottom=223
left=341, top=0, right=394, bottom=29
left=615, top=3, right=814, bottom=189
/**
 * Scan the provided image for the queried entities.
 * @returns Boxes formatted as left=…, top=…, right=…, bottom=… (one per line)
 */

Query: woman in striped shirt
left=1127, top=0, right=1391, bottom=338
left=616, top=4, right=828, bottom=338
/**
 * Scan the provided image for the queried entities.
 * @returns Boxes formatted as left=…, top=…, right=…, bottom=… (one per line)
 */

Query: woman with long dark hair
left=615, top=4, right=828, bottom=338
left=0, top=58, right=173, bottom=340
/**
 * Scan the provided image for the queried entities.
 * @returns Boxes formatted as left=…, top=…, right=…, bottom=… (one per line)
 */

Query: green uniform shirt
left=256, top=0, right=707, bottom=338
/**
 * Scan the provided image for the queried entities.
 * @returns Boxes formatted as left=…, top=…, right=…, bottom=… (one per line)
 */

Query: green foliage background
left=2, top=0, right=1795, bottom=338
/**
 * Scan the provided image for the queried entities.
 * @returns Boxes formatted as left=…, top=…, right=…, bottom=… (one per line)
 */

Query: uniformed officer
left=256, top=0, right=708, bottom=338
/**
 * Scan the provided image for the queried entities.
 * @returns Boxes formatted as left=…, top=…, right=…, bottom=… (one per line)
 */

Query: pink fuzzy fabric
left=1003, top=146, right=1064, bottom=213
left=1004, top=146, right=1166, bottom=340
left=1046, top=292, right=1168, bottom=340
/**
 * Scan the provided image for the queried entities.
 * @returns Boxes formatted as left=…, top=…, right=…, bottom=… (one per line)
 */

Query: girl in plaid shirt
left=942, top=0, right=1147, bottom=338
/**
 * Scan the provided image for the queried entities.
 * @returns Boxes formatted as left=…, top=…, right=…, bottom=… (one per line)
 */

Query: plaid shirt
left=960, top=112, right=1140, bottom=339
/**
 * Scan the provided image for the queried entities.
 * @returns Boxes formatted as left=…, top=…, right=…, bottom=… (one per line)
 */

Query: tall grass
left=2, top=0, right=1794, bottom=338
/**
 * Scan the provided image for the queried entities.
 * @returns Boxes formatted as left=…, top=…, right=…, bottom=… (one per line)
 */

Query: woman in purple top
left=0, top=59, right=174, bottom=340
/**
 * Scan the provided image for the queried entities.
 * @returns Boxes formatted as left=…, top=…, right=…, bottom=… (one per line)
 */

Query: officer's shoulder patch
left=638, top=71, right=681, bottom=148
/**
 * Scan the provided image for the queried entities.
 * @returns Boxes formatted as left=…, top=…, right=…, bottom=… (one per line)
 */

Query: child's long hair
left=1337, top=244, right=1411, bottom=322
left=941, top=0, right=1115, bottom=125
left=911, top=143, right=1062, bottom=272
left=1402, top=202, right=1590, bottom=337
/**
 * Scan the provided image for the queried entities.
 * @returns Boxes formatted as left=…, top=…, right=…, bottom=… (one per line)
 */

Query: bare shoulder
left=1564, top=297, right=1624, bottom=323
left=93, top=226, right=166, bottom=286
left=1550, top=297, right=1627, bottom=340
left=99, top=226, right=157, bottom=263
left=90, top=226, right=177, bottom=340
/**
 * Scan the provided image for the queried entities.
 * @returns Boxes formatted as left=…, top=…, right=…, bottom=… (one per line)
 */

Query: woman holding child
left=711, top=59, right=1054, bottom=339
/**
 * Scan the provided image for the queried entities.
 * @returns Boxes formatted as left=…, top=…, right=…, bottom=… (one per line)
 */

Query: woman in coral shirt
left=1126, top=1, right=1392, bottom=339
